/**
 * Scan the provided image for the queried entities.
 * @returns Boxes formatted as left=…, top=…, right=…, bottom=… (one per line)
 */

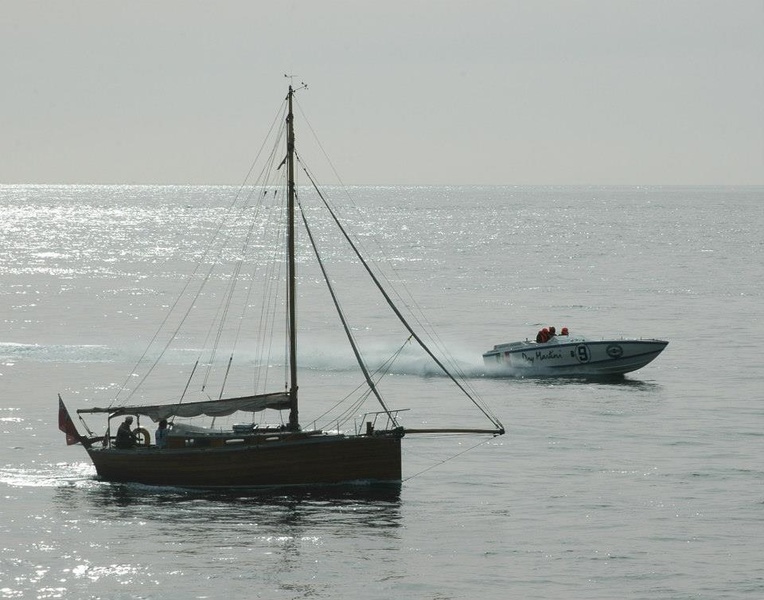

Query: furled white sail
left=78, top=392, right=291, bottom=422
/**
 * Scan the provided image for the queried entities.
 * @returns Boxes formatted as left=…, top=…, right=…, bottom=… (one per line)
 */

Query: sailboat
left=58, top=85, right=504, bottom=488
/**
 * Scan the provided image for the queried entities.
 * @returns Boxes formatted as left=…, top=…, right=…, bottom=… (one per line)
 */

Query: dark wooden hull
left=85, top=432, right=402, bottom=488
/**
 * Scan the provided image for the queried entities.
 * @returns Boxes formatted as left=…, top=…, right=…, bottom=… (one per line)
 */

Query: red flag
left=58, top=395, right=81, bottom=445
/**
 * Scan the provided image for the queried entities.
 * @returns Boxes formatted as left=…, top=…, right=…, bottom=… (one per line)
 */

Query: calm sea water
left=1, top=184, right=762, bottom=599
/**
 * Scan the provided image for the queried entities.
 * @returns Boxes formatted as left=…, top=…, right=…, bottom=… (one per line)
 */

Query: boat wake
left=0, top=342, right=117, bottom=363
left=2, top=340, right=654, bottom=383
left=0, top=340, right=488, bottom=378
left=0, top=462, right=98, bottom=489
left=296, top=341, right=488, bottom=378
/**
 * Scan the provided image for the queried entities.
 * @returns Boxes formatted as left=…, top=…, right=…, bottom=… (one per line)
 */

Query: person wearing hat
left=115, top=416, right=138, bottom=449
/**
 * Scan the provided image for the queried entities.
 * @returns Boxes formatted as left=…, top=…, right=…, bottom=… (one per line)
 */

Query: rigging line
left=230, top=195, right=287, bottom=423
left=125, top=192, right=269, bottom=404
left=246, top=175, right=289, bottom=396
left=201, top=258, right=243, bottom=391
left=289, top=107, right=432, bottom=330
left=310, top=366, right=369, bottom=425
left=217, top=354, right=234, bottom=401
left=122, top=257, right=221, bottom=404
left=178, top=138, right=292, bottom=401
left=328, top=390, right=373, bottom=431
left=178, top=360, right=200, bottom=410
left=243, top=113, right=289, bottom=196
left=298, top=200, right=400, bottom=427
left=292, top=102, right=438, bottom=341
left=314, top=190, right=498, bottom=422
left=311, top=339, right=404, bottom=426
left=298, top=163, right=504, bottom=431
left=298, top=188, right=499, bottom=426
left=239, top=138, right=290, bottom=396
left=235, top=99, right=288, bottom=191
left=291, top=99, right=498, bottom=422
left=205, top=180, right=277, bottom=394
left=293, top=96, right=350, bottom=191
left=114, top=250, right=223, bottom=406
left=293, top=156, right=490, bottom=412
left=116, top=176, right=277, bottom=407
left=327, top=342, right=410, bottom=430
left=201, top=188, right=280, bottom=392
left=260, top=187, right=288, bottom=395
left=291, top=129, right=488, bottom=406
left=231, top=249, right=266, bottom=400
left=112, top=205, right=246, bottom=404
left=315, top=341, right=401, bottom=428
left=229, top=207, right=267, bottom=360
left=261, top=220, right=286, bottom=395
left=315, top=332, right=408, bottom=421
left=402, top=436, right=497, bottom=482
left=201, top=229, right=256, bottom=388
left=112, top=99, right=290, bottom=408
left=198, top=101, right=289, bottom=358
left=326, top=338, right=412, bottom=428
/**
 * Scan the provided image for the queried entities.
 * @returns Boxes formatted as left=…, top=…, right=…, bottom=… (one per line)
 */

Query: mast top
left=284, top=74, right=308, bottom=96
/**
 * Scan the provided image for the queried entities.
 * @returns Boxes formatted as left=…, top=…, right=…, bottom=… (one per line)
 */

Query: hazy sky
left=2, top=1, right=762, bottom=185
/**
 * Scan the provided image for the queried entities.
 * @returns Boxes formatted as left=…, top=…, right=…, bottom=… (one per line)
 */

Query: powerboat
left=483, top=333, right=668, bottom=377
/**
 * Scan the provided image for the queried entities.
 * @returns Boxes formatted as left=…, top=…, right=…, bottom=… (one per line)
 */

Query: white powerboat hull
left=483, top=335, right=668, bottom=377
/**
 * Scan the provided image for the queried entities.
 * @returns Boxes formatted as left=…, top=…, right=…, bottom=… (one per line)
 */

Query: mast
left=286, top=86, right=299, bottom=430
